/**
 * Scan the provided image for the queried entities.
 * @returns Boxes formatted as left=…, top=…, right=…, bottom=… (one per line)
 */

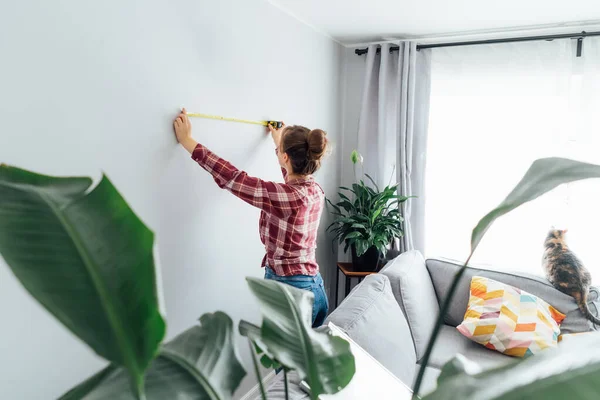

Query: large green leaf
left=413, top=158, right=600, bottom=398
left=0, top=165, right=165, bottom=395
left=423, top=332, right=600, bottom=400
left=60, top=312, right=246, bottom=400
left=239, top=321, right=283, bottom=370
left=240, top=278, right=355, bottom=399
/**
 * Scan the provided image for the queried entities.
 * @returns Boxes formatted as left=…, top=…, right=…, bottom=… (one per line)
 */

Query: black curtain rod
left=354, top=30, right=600, bottom=57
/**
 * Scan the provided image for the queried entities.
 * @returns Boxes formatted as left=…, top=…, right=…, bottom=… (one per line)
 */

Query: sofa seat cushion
left=325, top=274, right=417, bottom=385
left=428, top=325, right=515, bottom=370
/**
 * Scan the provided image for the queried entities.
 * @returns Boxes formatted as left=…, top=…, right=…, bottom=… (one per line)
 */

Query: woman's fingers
left=180, top=108, right=189, bottom=125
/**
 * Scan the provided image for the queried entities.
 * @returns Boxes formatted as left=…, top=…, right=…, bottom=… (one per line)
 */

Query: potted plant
left=326, top=150, right=412, bottom=272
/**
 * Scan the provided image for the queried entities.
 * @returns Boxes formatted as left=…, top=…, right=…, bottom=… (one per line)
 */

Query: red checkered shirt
left=192, top=143, right=324, bottom=276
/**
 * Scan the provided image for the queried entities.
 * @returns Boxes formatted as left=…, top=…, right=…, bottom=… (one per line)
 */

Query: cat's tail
left=577, top=291, right=600, bottom=326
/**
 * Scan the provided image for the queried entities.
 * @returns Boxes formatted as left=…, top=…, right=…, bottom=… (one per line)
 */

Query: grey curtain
left=356, top=42, right=432, bottom=254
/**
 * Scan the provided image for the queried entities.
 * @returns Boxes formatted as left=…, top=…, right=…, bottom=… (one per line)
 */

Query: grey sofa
left=259, top=250, right=599, bottom=398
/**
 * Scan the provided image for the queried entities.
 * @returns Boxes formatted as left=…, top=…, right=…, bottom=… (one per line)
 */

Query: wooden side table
left=335, top=262, right=378, bottom=307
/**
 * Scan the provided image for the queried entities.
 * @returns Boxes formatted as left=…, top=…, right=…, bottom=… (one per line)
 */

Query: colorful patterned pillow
left=457, top=276, right=566, bottom=357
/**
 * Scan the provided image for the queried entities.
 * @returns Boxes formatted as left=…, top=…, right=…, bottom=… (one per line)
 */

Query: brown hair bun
left=281, top=125, right=329, bottom=175
left=307, top=129, right=328, bottom=162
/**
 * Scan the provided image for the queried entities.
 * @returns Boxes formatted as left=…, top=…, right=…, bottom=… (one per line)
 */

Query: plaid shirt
left=192, top=144, right=324, bottom=276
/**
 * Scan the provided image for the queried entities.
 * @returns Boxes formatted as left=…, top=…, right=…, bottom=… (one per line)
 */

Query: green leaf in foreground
left=423, top=332, right=600, bottom=400
left=0, top=165, right=165, bottom=396
left=240, top=321, right=283, bottom=372
left=60, top=312, right=246, bottom=400
left=241, top=278, right=355, bottom=399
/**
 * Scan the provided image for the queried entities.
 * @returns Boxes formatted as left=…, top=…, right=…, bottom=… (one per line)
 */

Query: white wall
left=0, top=1, right=342, bottom=398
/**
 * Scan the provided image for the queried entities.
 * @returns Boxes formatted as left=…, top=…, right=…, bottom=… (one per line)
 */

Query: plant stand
left=335, top=262, right=378, bottom=308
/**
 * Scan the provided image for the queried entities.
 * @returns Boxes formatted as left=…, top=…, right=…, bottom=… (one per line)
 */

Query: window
left=425, top=38, right=600, bottom=280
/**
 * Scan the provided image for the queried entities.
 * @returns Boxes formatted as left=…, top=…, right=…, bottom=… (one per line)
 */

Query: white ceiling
left=268, top=0, right=600, bottom=45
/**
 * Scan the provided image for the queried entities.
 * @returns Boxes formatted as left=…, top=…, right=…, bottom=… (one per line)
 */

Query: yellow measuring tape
left=186, top=112, right=282, bottom=128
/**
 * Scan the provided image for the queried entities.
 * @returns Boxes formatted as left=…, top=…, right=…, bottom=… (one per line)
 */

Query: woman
left=173, top=109, right=329, bottom=327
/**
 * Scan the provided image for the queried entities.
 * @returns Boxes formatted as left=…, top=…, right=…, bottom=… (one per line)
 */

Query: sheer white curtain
left=425, top=38, right=600, bottom=281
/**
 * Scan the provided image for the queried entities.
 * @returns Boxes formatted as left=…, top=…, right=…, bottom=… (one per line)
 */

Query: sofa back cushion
left=380, top=250, right=440, bottom=361
left=325, top=274, right=417, bottom=385
left=426, top=258, right=598, bottom=334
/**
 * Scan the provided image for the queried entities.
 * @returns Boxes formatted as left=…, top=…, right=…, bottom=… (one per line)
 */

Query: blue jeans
left=264, top=267, right=329, bottom=328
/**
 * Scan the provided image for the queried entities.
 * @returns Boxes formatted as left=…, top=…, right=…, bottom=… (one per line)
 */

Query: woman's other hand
left=268, top=121, right=286, bottom=148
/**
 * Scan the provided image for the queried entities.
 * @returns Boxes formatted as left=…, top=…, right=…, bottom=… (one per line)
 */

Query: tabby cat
left=542, top=228, right=600, bottom=325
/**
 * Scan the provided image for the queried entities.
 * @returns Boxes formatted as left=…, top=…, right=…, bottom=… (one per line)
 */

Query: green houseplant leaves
left=60, top=312, right=246, bottom=400
left=327, top=150, right=413, bottom=260
left=240, top=277, right=356, bottom=400
left=327, top=169, right=411, bottom=258
left=413, top=158, right=600, bottom=399
left=0, top=165, right=165, bottom=396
